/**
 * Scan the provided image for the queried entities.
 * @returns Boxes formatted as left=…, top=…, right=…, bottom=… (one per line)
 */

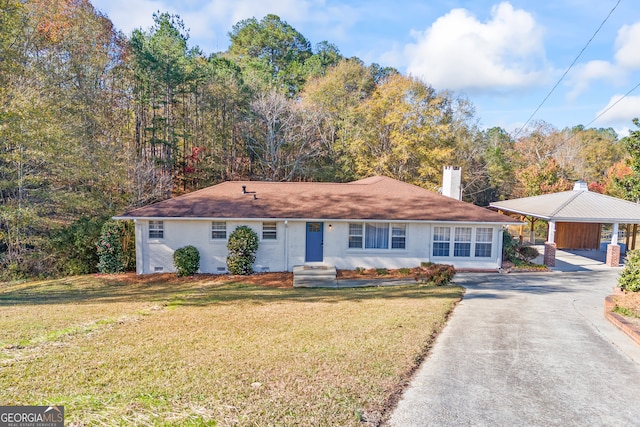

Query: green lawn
left=0, top=274, right=463, bottom=426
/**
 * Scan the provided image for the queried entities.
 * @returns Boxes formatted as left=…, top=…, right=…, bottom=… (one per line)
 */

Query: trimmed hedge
left=227, top=226, right=259, bottom=275
left=173, top=245, right=200, bottom=277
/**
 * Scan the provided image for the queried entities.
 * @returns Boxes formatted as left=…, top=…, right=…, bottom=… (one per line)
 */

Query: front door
left=305, top=222, right=324, bottom=262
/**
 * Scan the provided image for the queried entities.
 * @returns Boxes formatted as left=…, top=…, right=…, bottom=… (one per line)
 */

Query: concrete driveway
left=389, top=270, right=640, bottom=426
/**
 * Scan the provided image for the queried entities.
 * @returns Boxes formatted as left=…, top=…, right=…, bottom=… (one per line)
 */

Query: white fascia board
left=113, top=216, right=523, bottom=225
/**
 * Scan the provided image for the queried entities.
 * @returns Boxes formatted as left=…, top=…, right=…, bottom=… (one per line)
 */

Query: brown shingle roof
left=117, top=176, right=519, bottom=223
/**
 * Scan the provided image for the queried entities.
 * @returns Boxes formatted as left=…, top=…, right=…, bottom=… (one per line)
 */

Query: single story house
left=115, top=176, right=521, bottom=274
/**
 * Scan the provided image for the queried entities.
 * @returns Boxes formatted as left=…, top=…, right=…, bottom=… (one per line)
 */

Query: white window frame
left=149, top=220, right=164, bottom=239
left=432, top=226, right=451, bottom=257
left=347, top=222, right=405, bottom=250
left=348, top=223, right=363, bottom=248
left=391, top=224, right=406, bottom=249
left=432, top=226, right=496, bottom=259
left=211, top=221, right=227, bottom=240
left=262, top=222, right=277, bottom=240
left=454, top=227, right=472, bottom=257
left=474, top=227, right=493, bottom=258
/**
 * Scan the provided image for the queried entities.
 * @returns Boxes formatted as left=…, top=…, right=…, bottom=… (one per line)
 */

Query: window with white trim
left=391, top=224, right=406, bottom=249
left=432, top=227, right=450, bottom=256
left=348, top=223, right=363, bottom=248
left=211, top=221, right=227, bottom=240
left=149, top=220, right=164, bottom=239
left=475, top=228, right=493, bottom=257
left=454, top=227, right=472, bottom=257
left=348, top=223, right=405, bottom=250
left=262, top=222, right=277, bottom=240
left=365, top=223, right=389, bottom=249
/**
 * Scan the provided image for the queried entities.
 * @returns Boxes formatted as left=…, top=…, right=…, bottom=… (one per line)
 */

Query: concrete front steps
left=293, top=265, right=337, bottom=287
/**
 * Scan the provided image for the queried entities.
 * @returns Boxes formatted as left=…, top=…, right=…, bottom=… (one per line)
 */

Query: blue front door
left=305, top=222, right=324, bottom=262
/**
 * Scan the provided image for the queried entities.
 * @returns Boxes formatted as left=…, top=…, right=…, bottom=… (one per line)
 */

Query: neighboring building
left=115, top=176, right=520, bottom=274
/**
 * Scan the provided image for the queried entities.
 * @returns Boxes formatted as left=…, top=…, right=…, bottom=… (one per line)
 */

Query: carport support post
left=606, top=222, right=621, bottom=267
left=544, top=221, right=556, bottom=267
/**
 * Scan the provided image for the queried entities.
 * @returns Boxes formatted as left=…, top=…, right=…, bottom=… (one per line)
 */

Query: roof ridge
left=548, top=191, right=583, bottom=218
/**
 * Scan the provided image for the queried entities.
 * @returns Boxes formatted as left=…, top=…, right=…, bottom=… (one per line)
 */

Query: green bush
left=173, top=245, right=200, bottom=277
left=96, top=220, right=127, bottom=274
left=52, top=216, right=109, bottom=275
left=227, top=226, right=259, bottom=275
left=398, top=268, right=411, bottom=276
left=518, top=246, right=539, bottom=262
left=619, top=250, right=640, bottom=292
left=375, top=268, right=388, bottom=276
left=503, top=233, right=518, bottom=262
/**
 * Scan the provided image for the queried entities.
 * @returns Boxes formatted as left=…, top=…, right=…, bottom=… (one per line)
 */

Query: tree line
left=1, top=0, right=638, bottom=278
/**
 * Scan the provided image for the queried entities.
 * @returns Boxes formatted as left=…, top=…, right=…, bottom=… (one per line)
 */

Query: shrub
left=398, top=267, right=411, bottom=276
left=227, top=226, right=259, bottom=275
left=375, top=268, right=388, bottom=276
left=52, top=216, right=107, bottom=275
left=416, top=263, right=456, bottom=286
left=173, top=246, right=200, bottom=277
left=96, top=220, right=127, bottom=274
left=502, top=233, right=518, bottom=262
left=518, top=246, right=539, bottom=262
left=355, top=267, right=365, bottom=275
left=619, top=250, right=640, bottom=292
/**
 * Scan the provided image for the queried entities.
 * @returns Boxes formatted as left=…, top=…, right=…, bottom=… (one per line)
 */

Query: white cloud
left=567, top=60, right=623, bottom=99
left=568, top=20, right=640, bottom=98
left=401, top=2, right=549, bottom=92
left=594, top=95, right=640, bottom=126
left=615, top=22, right=640, bottom=70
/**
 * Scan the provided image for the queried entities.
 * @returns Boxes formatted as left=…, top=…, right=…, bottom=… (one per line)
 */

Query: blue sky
left=92, top=0, right=640, bottom=137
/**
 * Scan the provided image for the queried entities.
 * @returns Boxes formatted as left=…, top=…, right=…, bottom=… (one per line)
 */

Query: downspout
left=284, top=220, right=288, bottom=272
left=499, top=226, right=505, bottom=269
left=134, top=219, right=143, bottom=274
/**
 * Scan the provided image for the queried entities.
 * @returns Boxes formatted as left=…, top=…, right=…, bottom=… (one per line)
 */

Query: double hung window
left=454, top=227, right=472, bottom=257
left=149, top=221, right=164, bottom=239
left=211, top=222, right=227, bottom=240
left=432, top=227, right=450, bottom=256
left=262, top=222, right=277, bottom=240
left=475, top=228, right=493, bottom=257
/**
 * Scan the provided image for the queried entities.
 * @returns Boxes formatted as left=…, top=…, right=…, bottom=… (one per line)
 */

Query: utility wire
left=513, top=0, right=622, bottom=138
left=583, top=81, right=640, bottom=129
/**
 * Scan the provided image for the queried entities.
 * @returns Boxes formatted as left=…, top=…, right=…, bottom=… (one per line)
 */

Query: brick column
left=606, top=244, right=621, bottom=267
left=544, top=242, right=556, bottom=267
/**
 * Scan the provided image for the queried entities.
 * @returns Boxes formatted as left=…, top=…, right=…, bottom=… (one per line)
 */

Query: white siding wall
left=135, top=219, right=503, bottom=274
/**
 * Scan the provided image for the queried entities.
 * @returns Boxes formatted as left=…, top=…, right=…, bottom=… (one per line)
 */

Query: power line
left=513, top=0, right=622, bottom=138
left=584, top=81, right=640, bottom=129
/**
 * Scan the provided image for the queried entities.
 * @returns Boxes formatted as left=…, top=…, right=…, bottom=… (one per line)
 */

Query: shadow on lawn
left=0, top=274, right=464, bottom=307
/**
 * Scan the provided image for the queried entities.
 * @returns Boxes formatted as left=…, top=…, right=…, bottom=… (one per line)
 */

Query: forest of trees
left=1, top=0, right=639, bottom=279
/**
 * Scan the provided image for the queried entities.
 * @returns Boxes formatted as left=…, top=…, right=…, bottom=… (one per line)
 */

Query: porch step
left=293, top=265, right=337, bottom=287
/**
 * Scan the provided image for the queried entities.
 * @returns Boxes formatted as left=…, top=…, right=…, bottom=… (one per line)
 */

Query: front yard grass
left=0, top=274, right=463, bottom=426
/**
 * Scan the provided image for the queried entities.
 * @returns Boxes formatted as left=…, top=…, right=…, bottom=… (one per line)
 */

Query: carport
left=490, top=181, right=640, bottom=267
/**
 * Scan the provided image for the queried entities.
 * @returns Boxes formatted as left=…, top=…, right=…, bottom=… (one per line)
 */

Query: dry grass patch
left=1, top=274, right=462, bottom=426
left=613, top=291, right=640, bottom=322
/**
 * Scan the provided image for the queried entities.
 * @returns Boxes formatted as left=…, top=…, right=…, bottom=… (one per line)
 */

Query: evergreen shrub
left=173, top=245, right=200, bottom=277
left=619, top=250, right=640, bottom=292
left=227, top=226, right=259, bottom=275
left=96, top=220, right=126, bottom=273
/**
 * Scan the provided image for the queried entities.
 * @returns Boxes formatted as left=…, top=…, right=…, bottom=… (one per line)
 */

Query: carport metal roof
left=490, top=186, right=640, bottom=223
